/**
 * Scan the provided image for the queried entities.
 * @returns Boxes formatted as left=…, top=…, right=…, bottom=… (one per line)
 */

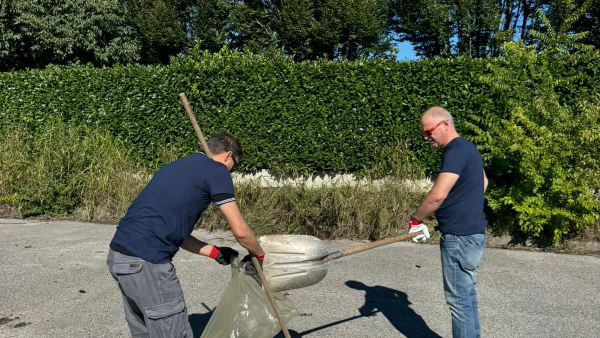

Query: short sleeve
left=208, top=166, right=235, bottom=206
left=440, top=146, right=467, bottom=176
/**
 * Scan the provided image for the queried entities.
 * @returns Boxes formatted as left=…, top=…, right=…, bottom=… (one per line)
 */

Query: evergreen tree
left=133, top=0, right=188, bottom=64
left=190, top=0, right=234, bottom=53
left=0, top=0, right=139, bottom=70
left=391, top=0, right=454, bottom=57
left=227, top=0, right=394, bottom=61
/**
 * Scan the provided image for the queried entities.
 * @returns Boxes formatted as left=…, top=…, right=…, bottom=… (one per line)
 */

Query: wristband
left=410, top=215, right=421, bottom=222
left=209, top=246, right=220, bottom=259
left=256, top=253, right=265, bottom=261
left=409, top=215, right=422, bottom=227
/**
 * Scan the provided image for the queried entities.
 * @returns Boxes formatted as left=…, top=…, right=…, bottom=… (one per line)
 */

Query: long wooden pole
left=178, top=93, right=292, bottom=338
left=178, top=93, right=213, bottom=159
left=323, top=227, right=436, bottom=262
left=252, top=257, right=292, bottom=338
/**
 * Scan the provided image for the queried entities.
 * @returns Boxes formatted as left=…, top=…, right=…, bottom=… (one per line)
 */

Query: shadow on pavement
left=275, top=280, right=441, bottom=338
left=193, top=281, right=441, bottom=338
left=189, top=303, right=214, bottom=338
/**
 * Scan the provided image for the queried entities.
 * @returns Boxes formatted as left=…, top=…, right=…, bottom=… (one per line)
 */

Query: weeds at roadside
left=2, top=118, right=599, bottom=246
left=0, top=121, right=428, bottom=239
left=0, top=118, right=149, bottom=220
left=199, top=142, right=428, bottom=239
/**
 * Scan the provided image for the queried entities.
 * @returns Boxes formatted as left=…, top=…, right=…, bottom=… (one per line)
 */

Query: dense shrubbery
left=470, top=25, right=600, bottom=244
left=1, top=49, right=598, bottom=244
left=2, top=49, right=597, bottom=176
left=0, top=50, right=507, bottom=174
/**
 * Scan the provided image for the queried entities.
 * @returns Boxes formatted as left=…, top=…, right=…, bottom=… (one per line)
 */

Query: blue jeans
left=440, top=233, right=486, bottom=338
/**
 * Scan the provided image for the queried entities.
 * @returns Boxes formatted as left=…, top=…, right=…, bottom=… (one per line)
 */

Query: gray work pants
left=107, top=249, right=194, bottom=338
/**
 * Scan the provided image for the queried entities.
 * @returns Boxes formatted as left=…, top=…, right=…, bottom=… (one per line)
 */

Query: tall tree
left=391, top=0, right=454, bottom=57
left=576, top=0, right=600, bottom=47
left=133, top=0, right=188, bottom=64
left=190, top=0, right=234, bottom=52
left=228, top=0, right=278, bottom=54
left=392, top=0, right=548, bottom=58
left=0, top=0, right=139, bottom=71
left=327, top=0, right=394, bottom=60
left=453, top=0, right=501, bottom=57
left=539, top=0, right=599, bottom=48
left=530, top=0, right=594, bottom=52
left=227, top=0, right=394, bottom=61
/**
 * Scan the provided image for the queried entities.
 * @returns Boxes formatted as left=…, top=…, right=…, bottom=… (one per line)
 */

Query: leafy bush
left=2, top=50, right=596, bottom=176
left=472, top=11, right=600, bottom=244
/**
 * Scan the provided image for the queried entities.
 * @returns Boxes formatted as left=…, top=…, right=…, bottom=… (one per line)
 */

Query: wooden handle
left=323, top=226, right=436, bottom=262
left=178, top=95, right=291, bottom=337
left=252, top=257, right=292, bottom=338
left=178, top=93, right=213, bottom=159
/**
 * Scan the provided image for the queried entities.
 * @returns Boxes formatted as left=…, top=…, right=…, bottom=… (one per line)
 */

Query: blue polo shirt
left=111, top=153, right=235, bottom=263
left=435, top=137, right=487, bottom=235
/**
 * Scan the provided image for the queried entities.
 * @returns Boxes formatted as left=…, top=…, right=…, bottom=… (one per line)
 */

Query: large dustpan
left=260, top=227, right=435, bottom=292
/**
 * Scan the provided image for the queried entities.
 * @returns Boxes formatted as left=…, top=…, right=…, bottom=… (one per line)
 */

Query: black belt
left=110, top=242, right=137, bottom=257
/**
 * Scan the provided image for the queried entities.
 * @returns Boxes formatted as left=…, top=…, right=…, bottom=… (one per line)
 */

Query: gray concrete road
left=0, top=218, right=598, bottom=338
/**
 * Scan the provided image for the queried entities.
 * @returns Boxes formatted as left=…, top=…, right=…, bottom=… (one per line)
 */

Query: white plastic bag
left=200, top=256, right=298, bottom=338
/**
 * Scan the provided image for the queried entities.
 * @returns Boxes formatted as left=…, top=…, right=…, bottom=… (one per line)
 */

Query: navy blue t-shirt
left=111, top=153, right=235, bottom=263
left=435, top=137, right=487, bottom=235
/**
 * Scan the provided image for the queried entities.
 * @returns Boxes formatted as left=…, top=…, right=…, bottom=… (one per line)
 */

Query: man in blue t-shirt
left=408, top=107, right=488, bottom=338
left=106, top=132, right=266, bottom=338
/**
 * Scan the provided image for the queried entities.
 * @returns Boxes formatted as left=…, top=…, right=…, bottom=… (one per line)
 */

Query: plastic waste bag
left=200, top=256, right=298, bottom=338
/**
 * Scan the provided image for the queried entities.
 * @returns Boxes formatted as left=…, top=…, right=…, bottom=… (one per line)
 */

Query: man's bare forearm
left=232, top=229, right=264, bottom=256
left=219, top=201, right=265, bottom=256
left=413, top=173, right=458, bottom=221
left=413, top=196, right=444, bottom=221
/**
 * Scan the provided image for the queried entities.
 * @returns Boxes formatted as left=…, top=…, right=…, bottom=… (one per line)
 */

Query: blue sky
left=395, top=40, right=418, bottom=61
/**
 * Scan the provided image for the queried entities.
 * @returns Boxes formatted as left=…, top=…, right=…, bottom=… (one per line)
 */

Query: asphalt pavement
left=0, top=218, right=598, bottom=338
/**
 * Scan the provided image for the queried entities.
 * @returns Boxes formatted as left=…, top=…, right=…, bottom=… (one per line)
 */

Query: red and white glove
left=408, top=216, right=430, bottom=243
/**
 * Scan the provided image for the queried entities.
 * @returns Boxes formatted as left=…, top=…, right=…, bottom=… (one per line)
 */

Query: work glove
left=408, top=216, right=430, bottom=243
left=241, top=253, right=265, bottom=285
left=209, top=246, right=238, bottom=265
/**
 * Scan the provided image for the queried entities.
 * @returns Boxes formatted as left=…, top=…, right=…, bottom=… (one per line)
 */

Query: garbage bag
left=200, top=256, right=298, bottom=338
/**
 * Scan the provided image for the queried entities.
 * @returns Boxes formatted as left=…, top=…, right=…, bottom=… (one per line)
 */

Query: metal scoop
left=260, top=227, right=435, bottom=292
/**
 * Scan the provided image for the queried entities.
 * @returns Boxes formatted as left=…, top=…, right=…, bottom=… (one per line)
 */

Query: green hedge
left=2, top=50, right=599, bottom=244
left=2, top=50, right=597, bottom=174
left=0, top=51, right=504, bottom=173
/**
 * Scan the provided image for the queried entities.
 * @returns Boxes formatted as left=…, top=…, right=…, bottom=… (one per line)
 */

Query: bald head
left=423, top=106, right=454, bottom=125
left=420, top=106, right=459, bottom=148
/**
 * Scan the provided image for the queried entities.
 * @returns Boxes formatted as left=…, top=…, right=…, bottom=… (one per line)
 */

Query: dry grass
left=0, top=121, right=428, bottom=239
left=200, top=143, right=428, bottom=240
left=2, top=119, right=599, bottom=243
left=0, top=119, right=150, bottom=220
left=197, top=179, right=427, bottom=240
left=71, top=131, right=152, bottom=222
left=19, top=120, right=594, bottom=246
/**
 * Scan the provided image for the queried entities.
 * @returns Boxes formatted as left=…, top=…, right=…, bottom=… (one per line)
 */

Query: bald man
left=408, top=107, right=488, bottom=338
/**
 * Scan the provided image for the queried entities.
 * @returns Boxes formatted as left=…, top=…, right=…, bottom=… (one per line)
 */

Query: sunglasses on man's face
left=421, top=120, right=447, bottom=138
left=230, top=154, right=238, bottom=170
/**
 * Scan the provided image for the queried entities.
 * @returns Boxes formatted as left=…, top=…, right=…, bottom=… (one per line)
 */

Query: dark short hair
left=207, top=132, right=243, bottom=161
